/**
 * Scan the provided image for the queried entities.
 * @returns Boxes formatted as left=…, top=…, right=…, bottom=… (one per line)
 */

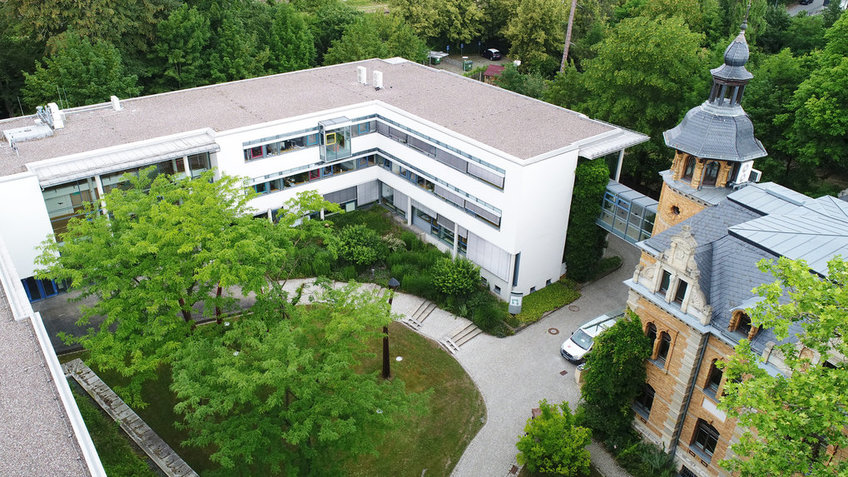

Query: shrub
left=381, top=233, right=406, bottom=252
left=311, top=250, right=334, bottom=277
left=337, top=264, right=358, bottom=281
left=401, top=273, right=437, bottom=300
left=616, top=441, right=676, bottom=477
left=516, top=400, right=592, bottom=476
left=431, top=257, right=480, bottom=298
left=399, top=230, right=419, bottom=250
left=330, top=224, right=385, bottom=266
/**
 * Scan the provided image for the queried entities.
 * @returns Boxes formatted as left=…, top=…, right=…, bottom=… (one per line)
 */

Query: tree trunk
left=215, top=284, right=223, bottom=324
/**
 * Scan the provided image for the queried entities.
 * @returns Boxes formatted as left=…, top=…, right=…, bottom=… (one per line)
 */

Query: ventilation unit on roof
left=357, top=66, right=367, bottom=85
left=373, top=70, right=383, bottom=90
left=47, top=102, right=64, bottom=129
left=110, top=95, right=122, bottom=111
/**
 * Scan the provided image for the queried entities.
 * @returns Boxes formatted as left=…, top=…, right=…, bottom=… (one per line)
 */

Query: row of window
left=412, top=207, right=468, bottom=254
left=243, top=133, right=321, bottom=161
left=659, top=270, right=688, bottom=305
left=248, top=152, right=503, bottom=228
left=635, top=386, right=721, bottom=462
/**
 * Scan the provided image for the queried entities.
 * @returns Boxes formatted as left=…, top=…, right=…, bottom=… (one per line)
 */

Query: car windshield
left=571, top=329, right=593, bottom=350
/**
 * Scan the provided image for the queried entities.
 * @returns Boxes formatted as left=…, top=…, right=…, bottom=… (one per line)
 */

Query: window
left=674, top=279, right=688, bottom=304
left=657, top=332, right=671, bottom=365
left=729, top=311, right=757, bottom=339
left=682, top=156, right=696, bottom=180
left=494, top=285, right=501, bottom=294
left=546, top=279, right=552, bottom=286
left=659, top=270, right=671, bottom=294
left=679, top=466, right=697, bottom=477
left=705, top=360, right=723, bottom=397
left=671, top=205, right=681, bottom=215
left=646, top=323, right=658, bottom=350
left=634, top=383, right=655, bottom=418
left=691, top=419, right=720, bottom=459
left=702, top=161, right=720, bottom=186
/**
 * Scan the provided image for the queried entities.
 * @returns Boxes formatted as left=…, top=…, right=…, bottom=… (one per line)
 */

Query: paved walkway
left=42, top=235, right=639, bottom=476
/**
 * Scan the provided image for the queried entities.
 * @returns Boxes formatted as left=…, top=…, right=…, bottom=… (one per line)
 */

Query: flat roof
left=0, top=58, right=621, bottom=176
left=0, top=285, right=90, bottom=476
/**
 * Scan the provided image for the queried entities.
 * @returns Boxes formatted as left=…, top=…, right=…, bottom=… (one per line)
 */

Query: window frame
left=691, top=419, right=720, bottom=461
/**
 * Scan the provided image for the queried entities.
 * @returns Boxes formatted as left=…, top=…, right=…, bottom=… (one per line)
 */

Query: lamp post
left=383, top=277, right=400, bottom=380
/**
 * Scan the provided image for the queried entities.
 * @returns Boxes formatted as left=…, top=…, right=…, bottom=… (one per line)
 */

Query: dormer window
left=659, top=270, right=671, bottom=294
left=682, top=156, right=696, bottom=181
left=729, top=311, right=758, bottom=340
left=674, top=280, right=688, bottom=304
left=702, top=161, right=720, bottom=186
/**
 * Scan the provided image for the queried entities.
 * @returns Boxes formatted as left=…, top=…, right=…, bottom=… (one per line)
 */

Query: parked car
left=482, top=48, right=502, bottom=60
left=560, top=310, right=624, bottom=363
left=799, top=0, right=813, bottom=5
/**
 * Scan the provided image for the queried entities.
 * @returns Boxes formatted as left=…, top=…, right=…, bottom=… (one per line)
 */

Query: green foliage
left=579, top=311, right=651, bottom=447
left=267, top=2, right=316, bottom=73
left=503, top=0, right=567, bottom=75
left=516, top=399, right=592, bottom=476
left=616, top=441, right=676, bottom=477
left=324, top=13, right=428, bottom=65
left=389, top=0, right=484, bottom=45
left=564, top=159, right=610, bottom=282
left=171, top=282, right=427, bottom=475
left=495, top=64, right=547, bottom=98
left=72, top=390, right=155, bottom=476
left=330, top=223, right=386, bottom=266
left=719, top=256, right=848, bottom=476
left=153, top=4, right=210, bottom=90
left=22, top=32, right=140, bottom=109
left=36, top=173, right=332, bottom=406
left=296, top=0, right=361, bottom=63
left=431, top=257, right=480, bottom=298
left=206, top=6, right=269, bottom=83
left=514, top=281, right=581, bottom=324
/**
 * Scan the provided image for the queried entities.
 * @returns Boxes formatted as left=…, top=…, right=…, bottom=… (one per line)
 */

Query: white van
left=560, top=310, right=624, bottom=363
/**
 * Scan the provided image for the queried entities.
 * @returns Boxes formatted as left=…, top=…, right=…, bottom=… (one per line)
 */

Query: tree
left=578, top=15, right=707, bottom=192
left=171, top=281, right=426, bottom=475
left=494, top=64, right=547, bottom=99
left=564, top=159, right=610, bottom=282
left=503, top=0, right=567, bottom=74
left=267, top=2, right=316, bottom=73
left=0, top=16, right=41, bottom=117
left=580, top=311, right=652, bottom=447
left=36, top=171, right=314, bottom=405
left=516, top=399, right=592, bottom=476
left=719, top=257, right=848, bottom=476
left=206, top=6, right=269, bottom=83
left=22, top=31, right=140, bottom=110
left=431, top=257, right=480, bottom=298
left=295, top=0, right=362, bottom=63
left=329, top=223, right=386, bottom=266
left=153, top=4, right=210, bottom=91
left=323, top=13, right=429, bottom=65
left=389, top=0, right=484, bottom=46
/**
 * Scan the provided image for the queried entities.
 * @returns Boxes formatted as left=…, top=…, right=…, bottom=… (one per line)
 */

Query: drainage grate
left=548, top=327, right=559, bottom=335
left=568, top=305, right=580, bottom=312
left=560, top=370, right=568, bottom=376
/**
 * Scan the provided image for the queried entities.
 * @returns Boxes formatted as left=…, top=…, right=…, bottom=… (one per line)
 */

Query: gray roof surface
left=641, top=181, right=848, bottom=353
left=0, top=58, right=617, bottom=175
left=663, top=101, right=767, bottom=162
left=710, top=30, right=754, bottom=82
left=659, top=170, right=733, bottom=206
left=0, top=286, right=90, bottom=476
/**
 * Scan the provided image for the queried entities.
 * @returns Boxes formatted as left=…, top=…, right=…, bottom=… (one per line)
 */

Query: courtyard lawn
left=513, top=280, right=581, bottom=324
left=60, top=321, right=484, bottom=476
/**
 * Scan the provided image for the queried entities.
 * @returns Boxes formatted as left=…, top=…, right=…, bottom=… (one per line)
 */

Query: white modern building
left=0, top=58, right=646, bottom=304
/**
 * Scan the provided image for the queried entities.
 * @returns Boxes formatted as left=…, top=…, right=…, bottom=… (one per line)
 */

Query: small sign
left=508, top=292, right=523, bottom=314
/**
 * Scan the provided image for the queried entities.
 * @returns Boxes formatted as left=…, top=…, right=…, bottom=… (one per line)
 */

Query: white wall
left=0, top=173, right=54, bottom=278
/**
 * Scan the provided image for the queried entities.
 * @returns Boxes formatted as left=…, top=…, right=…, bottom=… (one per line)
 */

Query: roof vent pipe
left=373, top=70, right=383, bottom=90
left=110, top=95, right=122, bottom=111
left=357, top=66, right=367, bottom=85
left=47, top=102, right=64, bottom=129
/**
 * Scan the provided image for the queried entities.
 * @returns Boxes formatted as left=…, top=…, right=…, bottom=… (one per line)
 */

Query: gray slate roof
left=659, top=170, right=733, bottom=206
left=710, top=30, right=754, bottom=82
left=641, top=181, right=848, bottom=354
left=663, top=101, right=767, bottom=162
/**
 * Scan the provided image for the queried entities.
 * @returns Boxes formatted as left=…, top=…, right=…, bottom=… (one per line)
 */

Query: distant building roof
left=0, top=58, right=647, bottom=176
left=484, top=64, right=505, bottom=77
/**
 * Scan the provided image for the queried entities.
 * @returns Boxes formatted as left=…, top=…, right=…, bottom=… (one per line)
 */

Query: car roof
left=487, top=48, right=499, bottom=52
left=578, top=310, right=624, bottom=337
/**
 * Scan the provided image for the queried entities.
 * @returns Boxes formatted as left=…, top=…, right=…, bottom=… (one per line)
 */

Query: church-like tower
left=652, top=24, right=767, bottom=235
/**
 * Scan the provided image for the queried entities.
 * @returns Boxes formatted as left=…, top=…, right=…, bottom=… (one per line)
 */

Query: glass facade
left=598, top=180, right=658, bottom=244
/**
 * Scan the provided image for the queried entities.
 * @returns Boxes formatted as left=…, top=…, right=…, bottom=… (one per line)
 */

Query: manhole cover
left=560, top=370, right=568, bottom=376
left=568, top=305, right=580, bottom=312
left=548, top=327, right=560, bottom=335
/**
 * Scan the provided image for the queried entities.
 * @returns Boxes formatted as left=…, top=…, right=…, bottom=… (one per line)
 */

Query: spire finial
left=741, top=0, right=751, bottom=31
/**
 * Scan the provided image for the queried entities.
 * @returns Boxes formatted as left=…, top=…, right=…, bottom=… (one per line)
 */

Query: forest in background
left=1, top=0, right=845, bottom=195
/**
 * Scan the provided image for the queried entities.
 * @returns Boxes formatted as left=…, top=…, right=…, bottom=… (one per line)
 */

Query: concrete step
left=400, top=317, right=422, bottom=330
left=455, top=327, right=483, bottom=347
left=439, top=337, right=460, bottom=354
left=415, top=302, right=437, bottom=323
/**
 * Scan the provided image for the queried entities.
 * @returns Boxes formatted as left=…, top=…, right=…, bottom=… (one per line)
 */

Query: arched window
left=634, top=383, right=655, bottom=418
left=730, top=311, right=758, bottom=340
left=702, top=162, right=720, bottom=186
left=691, top=419, right=720, bottom=459
left=657, top=332, right=672, bottom=365
left=646, top=323, right=658, bottom=350
left=705, top=360, right=723, bottom=397
left=682, top=156, right=696, bottom=181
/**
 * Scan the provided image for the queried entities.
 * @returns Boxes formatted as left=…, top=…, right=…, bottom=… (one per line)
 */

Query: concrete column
left=406, top=200, right=412, bottom=225
left=182, top=156, right=191, bottom=179
left=451, top=222, right=459, bottom=258
left=94, top=175, right=107, bottom=215
left=615, top=149, right=625, bottom=182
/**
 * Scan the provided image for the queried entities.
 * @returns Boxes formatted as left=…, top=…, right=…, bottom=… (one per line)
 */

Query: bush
left=431, top=257, right=480, bottom=298
left=616, top=441, right=676, bottom=477
left=516, top=400, right=592, bottom=476
left=564, top=159, right=610, bottom=282
left=311, top=250, right=334, bottom=277
left=330, top=224, right=385, bottom=266
left=337, top=264, right=358, bottom=281
left=399, top=230, right=420, bottom=250
left=401, top=273, right=438, bottom=300
left=514, top=281, right=581, bottom=324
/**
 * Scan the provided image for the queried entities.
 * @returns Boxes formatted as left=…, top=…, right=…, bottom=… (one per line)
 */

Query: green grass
left=342, top=0, right=388, bottom=12
left=514, top=281, right=581, bottom=324
left=65, top=322, right=484, bottom=476
left=69, top=385, right=156, bottom=477
left=517, top=462, right=603, bottom=477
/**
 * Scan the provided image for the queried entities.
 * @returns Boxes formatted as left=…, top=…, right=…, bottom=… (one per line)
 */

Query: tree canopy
left=516, top=399, right=592, bottom=476
left=323, top=13, right=428, bottom=65
left=719, top=256, right=848, bottom=476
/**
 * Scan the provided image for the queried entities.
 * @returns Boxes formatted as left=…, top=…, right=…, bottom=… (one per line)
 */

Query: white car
left=560, top=311, right=623, bottom=363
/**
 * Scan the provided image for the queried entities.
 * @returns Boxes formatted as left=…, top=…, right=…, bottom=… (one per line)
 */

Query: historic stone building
left=625, top=25, right=848, bottom=476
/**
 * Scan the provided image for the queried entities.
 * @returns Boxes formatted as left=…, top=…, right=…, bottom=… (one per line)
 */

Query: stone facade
left=653, top=183, right=707, bottom=236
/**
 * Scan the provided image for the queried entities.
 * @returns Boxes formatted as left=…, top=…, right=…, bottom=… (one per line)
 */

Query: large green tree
left=206, top=5, right=269, bottom=83
left=389, top=0, right=484, bottom=46
left=580, top=311, right=652, bottom=447
left=323, top=13, right=428, bottom=65
left=171, top=281, right=425, bottom=475
left=22, top=31, right=140, bottom=110
left=0, top=16, right=41, bottom=117
left=268, top=2, right=316, bottom=73
left=516, top=400, right=592, bottom=476
left=153, top=4, right=210, bottom=91
left=503, top=0, right=567, bottom=75
left=37, top=171, right=304, bottom=404
left=578, top=15, right=707, bottom=192
left=719, top=257, right=848, bottom=476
